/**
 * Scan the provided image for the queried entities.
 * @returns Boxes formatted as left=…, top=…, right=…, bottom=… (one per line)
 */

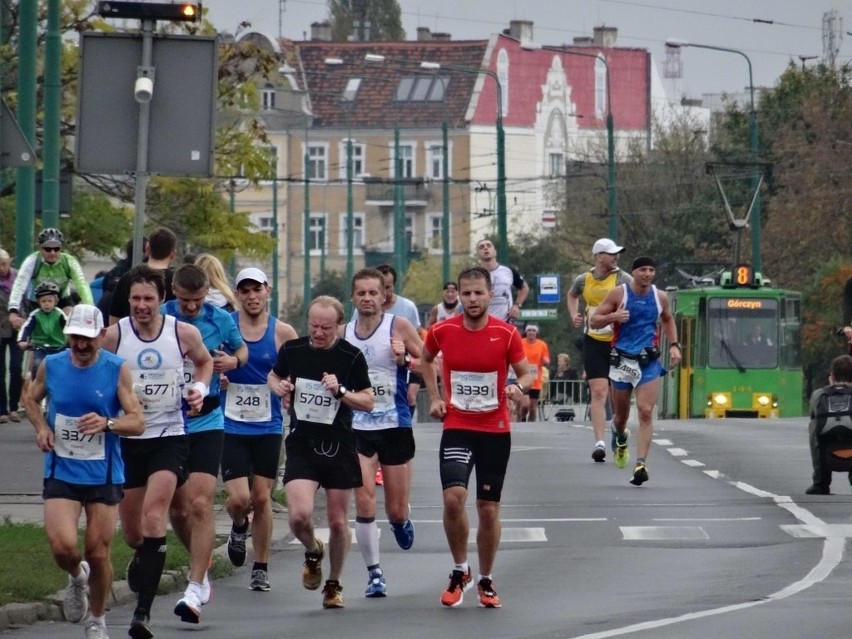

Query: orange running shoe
left=439, top=568, right=472, bottom=607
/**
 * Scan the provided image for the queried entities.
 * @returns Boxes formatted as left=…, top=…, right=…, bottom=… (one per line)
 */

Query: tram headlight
left=752, top=392, right=777, bottom=417
left=708, top=393, right=731, bottom=408
left=755, top=394, right=771, bottom=407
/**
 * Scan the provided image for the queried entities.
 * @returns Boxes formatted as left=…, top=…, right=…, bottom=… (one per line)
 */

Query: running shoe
left=805, top=483, right=830, bottom=495
left=440, top=568, right=473, bottom=607
left=227, top=523, right=249, bottom=567
left=364, top=568, right=387, bottom=598
left=128, top=612, right=152, bottom=639
left=63, top=560, right=90, bottom=623
left=126, top=552, right=140, bottom=593
left=630, top=463, right=649, bottom=486
left=199, top=570, right=211, bottom=605
left=477, top=577, right=502, bottom=608
left=174, top=589, right=202, bottom=624
left=250, top=568, right=271, bottom=592
left=390, top=519, right=415, bottom=550
left=322, top=579, right=345, bottom=609
left=591, top=444, right=606, bottom=463
left=613, top=428, right=630, bottom=469
left=375, top=467, right=384, bottom=486
left=84, top=620, right=109, bottom=639
left=302, top=538, right=324, bottom=590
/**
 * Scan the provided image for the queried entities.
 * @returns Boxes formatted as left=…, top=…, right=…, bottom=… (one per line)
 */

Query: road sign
left=518, top=308, right=559, bottom=321
left=0, top=99, right=36, bottom=167
left=538, top=274, right=560, bottom=304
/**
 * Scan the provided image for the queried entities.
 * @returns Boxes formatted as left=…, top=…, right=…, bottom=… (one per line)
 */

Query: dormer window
left=262, top=83, right=275, bottom=110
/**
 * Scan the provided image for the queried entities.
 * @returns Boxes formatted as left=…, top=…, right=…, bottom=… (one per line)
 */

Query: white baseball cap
left=63, top=304, right=104, bottom=338
left=525, top=324, right=539, bottom=333
left=592, top=238, right=625, bottom=256
left=235, top=267, right=268, bottom=288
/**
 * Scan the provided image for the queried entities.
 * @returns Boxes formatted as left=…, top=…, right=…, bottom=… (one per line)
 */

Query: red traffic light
left=97, top=2, right=202, bottom=22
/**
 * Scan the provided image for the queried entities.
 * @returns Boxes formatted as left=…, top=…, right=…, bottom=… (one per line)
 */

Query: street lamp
left=418, top=60, right=508, bottom=261
left=521, top=43, right=617, bottom=241
left=665, top=38, right=762, bottom=273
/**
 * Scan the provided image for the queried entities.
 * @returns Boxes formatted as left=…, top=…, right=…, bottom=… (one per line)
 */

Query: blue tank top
left=614, top=284, right=662, bottom=355
left=223, top=314, right=284, bottom=436
left=44, top=350, right=125, bottom=485
left=162, top=301, right=244, bottom=434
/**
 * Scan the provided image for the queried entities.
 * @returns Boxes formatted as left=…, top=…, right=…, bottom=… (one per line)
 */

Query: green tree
left=328, top=0, right=404, bottom=42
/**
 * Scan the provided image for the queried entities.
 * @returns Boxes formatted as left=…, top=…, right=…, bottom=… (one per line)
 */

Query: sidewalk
left=0, top=418, right=291, bottom=632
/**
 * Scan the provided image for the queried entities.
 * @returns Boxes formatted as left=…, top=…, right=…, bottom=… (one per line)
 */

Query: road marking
left=653, top=438, right=673, bottom=446
left=703, top=470, right=723, bottom=479
left=667, top=447, right=688, bottom=457
left=653, top=517, right=761, bottom=522
left=681, top=459, right=705, bottom=467
left=621, top=526, right=709, bottom=541
left=292, top=526, right=548, bottom=545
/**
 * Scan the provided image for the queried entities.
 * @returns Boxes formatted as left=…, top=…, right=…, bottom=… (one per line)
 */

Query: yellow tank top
left=583, top=270, right=619, bottom=342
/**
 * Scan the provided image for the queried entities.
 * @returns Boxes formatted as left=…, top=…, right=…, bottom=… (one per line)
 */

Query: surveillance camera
left=134, top=76, right=153, bottom=103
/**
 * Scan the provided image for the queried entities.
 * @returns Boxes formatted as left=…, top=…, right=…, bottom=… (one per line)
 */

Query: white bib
left=132, top=369, right=180, bottom=412
left=368, top=370, right=396, bottom=413
left=53, top=413, right=106, bottom=461
left=450, top=370, right=499, bottom=412
left=293, top=377, right=340, bottom=425
left=609, top=356, right=642, bottom=387
left=224, top=383, right=272, bottom=422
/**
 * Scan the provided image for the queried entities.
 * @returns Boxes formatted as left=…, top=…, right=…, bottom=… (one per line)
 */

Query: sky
left=203, top=0, right=850, bottom=98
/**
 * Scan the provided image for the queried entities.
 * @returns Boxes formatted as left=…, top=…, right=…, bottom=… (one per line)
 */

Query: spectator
left=475, top=238, right=529, bottom=322
left=194, top=253, right=238, bottom=312
left=550, top=353, right=580, bottom=404
left=8, top=228, right=92, bottom=329
left=97, top=237, right=148, bottom=321
left=0, top=249, right=23, bottom=422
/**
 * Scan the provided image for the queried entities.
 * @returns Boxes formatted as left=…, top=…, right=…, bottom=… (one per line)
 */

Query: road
left=6, top=414, right=851, bottom=639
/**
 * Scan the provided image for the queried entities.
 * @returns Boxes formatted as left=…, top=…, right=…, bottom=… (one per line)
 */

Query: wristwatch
left=403, top=353, right=412, bottom=368
left=105, top=418, right=116, bottom=432
left=335, top=386, right=348, bottom=399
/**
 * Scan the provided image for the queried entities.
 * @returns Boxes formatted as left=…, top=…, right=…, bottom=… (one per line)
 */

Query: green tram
left=660, top=263, right=804, bottom=419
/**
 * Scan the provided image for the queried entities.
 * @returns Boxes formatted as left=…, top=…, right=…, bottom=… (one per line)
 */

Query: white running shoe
left=199, top=572, right=211, bottom=605
left=174, top=589, right=202, bottom=624
left=63, top=560, right=90, bottom=623
left=84, top=620, right=109, bottom=639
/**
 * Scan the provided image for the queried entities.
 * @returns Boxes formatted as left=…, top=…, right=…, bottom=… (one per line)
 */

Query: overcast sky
left=204, top=0, right=849, bottom=97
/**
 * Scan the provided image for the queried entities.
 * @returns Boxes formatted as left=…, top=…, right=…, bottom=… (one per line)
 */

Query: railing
left=363, top=176, right=432, bottom=203
left=543, top=379, right=589, bottom=405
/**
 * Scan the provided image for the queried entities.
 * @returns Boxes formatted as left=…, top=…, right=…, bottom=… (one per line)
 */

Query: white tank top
left=117, top=315, right=186, bottom=439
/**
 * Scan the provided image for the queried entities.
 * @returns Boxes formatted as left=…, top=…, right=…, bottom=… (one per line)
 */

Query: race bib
left=132, top=369, right=180, bottom=412
left=450, top=370, right=499, bottom=413
left=529, top=364, right=538, bottom=379
left=610, top=356, right=641, bottom=387
left=369, top=370, right=396, bottom=413
left=224, top=383, right=272, bottom=422
left=53, top=413, right=105, bottom=461
left=293, top=377, right=339, bottom=425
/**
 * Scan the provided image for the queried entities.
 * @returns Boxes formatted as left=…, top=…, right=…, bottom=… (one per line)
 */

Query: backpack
left=815, top=385, right=852, bottom=442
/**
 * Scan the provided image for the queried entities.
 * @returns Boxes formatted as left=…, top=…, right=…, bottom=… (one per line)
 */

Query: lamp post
left=420, top=61, right=507, bottom=260
left=522, top=43, right=617, bottom=241
left=665, top=39, right=761, bottom=273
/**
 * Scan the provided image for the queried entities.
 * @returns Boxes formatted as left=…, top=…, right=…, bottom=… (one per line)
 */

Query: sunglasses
left=42, top=246, right=61, bottom=253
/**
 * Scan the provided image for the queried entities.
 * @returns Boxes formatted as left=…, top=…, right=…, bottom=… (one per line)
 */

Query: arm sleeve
left=66, top=255, right=94, bottom=305
left=17, top=312, right=37, bottom=342
left=511, top=266, right=525, bottom=291
left=9, top=254, right=38, bottom=312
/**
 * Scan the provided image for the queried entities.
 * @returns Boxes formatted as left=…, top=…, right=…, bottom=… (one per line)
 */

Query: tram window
left=708, top=298, right=778, bottom=369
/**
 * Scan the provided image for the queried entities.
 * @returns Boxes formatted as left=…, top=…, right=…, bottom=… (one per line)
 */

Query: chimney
left=593, top=26, right=618, bottom=47
left=508, top=20, right=534, bottom=45
left=432, top=32, right=452, bottom=41
left=417, top=26, right=432, bottom=41
left=310, top=21, right=332, bottom=42
left=573, top=36, right=593, bottom=47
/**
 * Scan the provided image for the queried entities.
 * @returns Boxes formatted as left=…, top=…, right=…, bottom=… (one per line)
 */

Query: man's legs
left=808, top=419, right=830, bottom=493
left=285, top=478, right=320, bottom=550
left=634, top=379, right=660, bottom=461
left=325, top=487, right=352, bottom=582
left=442, top=486, right=469, bottom=564
left=170, top=471, right=217, bottom=585
left=588, top=377, right=611, bottom=441
left=82, top=502, right=119, bottom=618
left=475, top=499, right=501, bottom=576
left=44, top=498, right=89, bottom=623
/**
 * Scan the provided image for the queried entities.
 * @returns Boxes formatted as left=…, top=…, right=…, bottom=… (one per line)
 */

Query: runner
left=268, top=296, right=374, bottom=609
left=343, top=268, right=422, bottom=597
left=221, top=268, right=298, bottom=592
left=421, top=266, right=533, bottom=608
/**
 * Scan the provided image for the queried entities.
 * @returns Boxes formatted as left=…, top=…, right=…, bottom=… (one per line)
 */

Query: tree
left=328, top=0, right=404, bottom=42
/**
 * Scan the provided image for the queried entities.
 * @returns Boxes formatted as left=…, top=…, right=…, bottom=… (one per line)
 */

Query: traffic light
left=97, top=2, right=201, bottom=22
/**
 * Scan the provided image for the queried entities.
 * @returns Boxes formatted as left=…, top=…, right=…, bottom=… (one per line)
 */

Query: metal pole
left=14, top=0, right=37, bottom=267
left=345, top=132, right=354, bottom=315
left=132, top=19, right=155, bottom=266
left=302, top=127, right=311, bottom=309
left=393, top=126, right=404, bottom=277
left=271, top=157, right=280, bottom=317
left=442, top=117, right=450, bottom=284
left=42, top=0, right=61, bottom=228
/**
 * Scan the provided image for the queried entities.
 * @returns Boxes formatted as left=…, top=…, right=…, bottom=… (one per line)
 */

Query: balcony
left=364, top=177, right=432, bottom=206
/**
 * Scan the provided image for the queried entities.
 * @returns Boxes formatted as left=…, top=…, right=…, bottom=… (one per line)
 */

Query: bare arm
left=22, top=361, right=52, bottom=451
left=589, top=287, right=628, bottom=330
left=420, top=344, right=445, bottom=419
left=658, top=291, right=682, bottom=367
left=178, top=322, right=213, bottom=411
left=509, top=357, right=534, bottom=401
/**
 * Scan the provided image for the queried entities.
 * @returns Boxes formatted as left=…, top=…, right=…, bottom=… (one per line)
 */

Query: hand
left=669, top=345, right=682, bottom=367
left=35, top=425, right=54, bottom=452
left=321, top=372, right=340, bottom=395
left=390, top=338, right=406, bottom=364
left=429, top=398, right=446, bottom=419
left=75, top=412, right=106, bottom=436
left=10, top=312, right=23, bottom=331
left=612, top=309, right=630, bottom=323
left=571, top=313, right=583, bottom=329
left=508, top=303, right=521, bottom=319
left=211, top=349, right=234, bottom=373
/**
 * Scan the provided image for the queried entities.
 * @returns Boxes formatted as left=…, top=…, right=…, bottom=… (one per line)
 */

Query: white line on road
left=652, top=517, right=762, bottom=522
left=666, top=447, right=688, bottom=456
left=681, top=459, right=705, bottom=467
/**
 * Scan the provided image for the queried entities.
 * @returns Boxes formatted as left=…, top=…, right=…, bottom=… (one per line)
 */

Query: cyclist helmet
left=37, top=227, right=64, bottom=246
left=35, top=282, right=61, bottom=298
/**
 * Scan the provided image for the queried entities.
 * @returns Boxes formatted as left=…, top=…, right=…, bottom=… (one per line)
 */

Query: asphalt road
left=5, top=413, right=851, bottom=639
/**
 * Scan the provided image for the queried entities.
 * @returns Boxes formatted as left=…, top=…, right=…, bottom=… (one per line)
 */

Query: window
left=339, top=141, right=365, bottom=179
left=405, top=213, right=414, bottom=251
left=549, top=153, right=565, bottom=177
left=262, top=83, right=275, bottom=110
left=427, top=143, right=451, bottom=179
left=343, top=78, right=361, bottom=102
left=308, top=213, right=326, bottom=255
left=497, top=49, right=509, bottom=116
left=259, top=145, right=279, bottom=185
left=426, top=212, right=447, bottom=253
left=306, top=144, right=327, bottom=181
left=338, top=212, right=365, bottom=255
left=395, top=76, right=450, bottom=102
left=393, top=144, right=415, bottom=178
left=707, top=298, right=779, bottom=369
left=595, top=56, right=607, bottom=118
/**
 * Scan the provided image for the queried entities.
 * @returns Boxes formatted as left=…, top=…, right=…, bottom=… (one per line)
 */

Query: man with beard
left=421, top=266, right=532, bottom=609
